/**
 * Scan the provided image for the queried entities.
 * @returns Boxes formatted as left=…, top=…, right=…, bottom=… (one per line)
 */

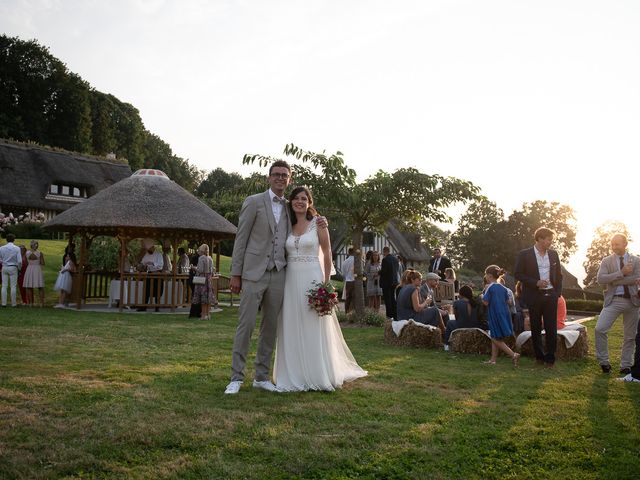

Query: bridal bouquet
left=307, top=281, right=339, bottom=316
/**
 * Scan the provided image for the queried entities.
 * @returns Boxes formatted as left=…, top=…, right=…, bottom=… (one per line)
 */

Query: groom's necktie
left=272, top=196, right=286, bottom=205
left=620, top=256, right=631, bottom=298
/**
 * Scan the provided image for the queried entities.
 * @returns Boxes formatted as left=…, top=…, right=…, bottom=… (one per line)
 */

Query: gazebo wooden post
left=170, top=237, right=178, bottom=312
left=215, top=240, right=221, bottom=273
left=76, top=232, right=88, bottom=310
left=118, top=234, right=127, bottom=313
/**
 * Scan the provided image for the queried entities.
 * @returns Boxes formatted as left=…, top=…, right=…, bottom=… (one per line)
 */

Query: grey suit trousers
left=231, top=268, right=285, bottom=382
left=595, top=297, right=639, bottom=368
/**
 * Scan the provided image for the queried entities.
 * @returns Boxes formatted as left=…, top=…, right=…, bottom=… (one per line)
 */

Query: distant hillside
left=0, top=34, right=202, bottom=191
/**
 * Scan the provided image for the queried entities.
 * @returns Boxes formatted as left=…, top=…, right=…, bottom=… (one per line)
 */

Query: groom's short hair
left=269, top=160, right=291, bottom=175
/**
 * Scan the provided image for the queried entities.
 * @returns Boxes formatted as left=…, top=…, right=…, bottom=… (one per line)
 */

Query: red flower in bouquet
left=306, top=281, right=339, bottom=316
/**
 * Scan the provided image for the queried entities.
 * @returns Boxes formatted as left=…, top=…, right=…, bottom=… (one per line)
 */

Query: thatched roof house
left=0, top=139, right=131, bottom=220
left=43, top=169, right=237, bottom=240
left=332, top=220, right=431, bottom=273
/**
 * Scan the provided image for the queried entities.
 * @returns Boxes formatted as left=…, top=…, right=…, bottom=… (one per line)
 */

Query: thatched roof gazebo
left=43, top=169, right=237, bottom=311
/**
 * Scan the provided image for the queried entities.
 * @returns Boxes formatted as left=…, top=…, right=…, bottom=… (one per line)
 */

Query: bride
left=274, top=186, right=368, bottom=392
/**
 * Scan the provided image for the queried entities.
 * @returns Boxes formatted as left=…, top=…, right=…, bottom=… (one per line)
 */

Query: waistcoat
left=266, top=208, right=289, bottom=271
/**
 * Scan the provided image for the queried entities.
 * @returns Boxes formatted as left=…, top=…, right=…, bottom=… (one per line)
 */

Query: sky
left=2, top=0, right=639, bottom=282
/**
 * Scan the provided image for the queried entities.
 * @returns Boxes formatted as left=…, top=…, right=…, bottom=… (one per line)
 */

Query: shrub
left=5, top=222, right=49, bottom=239
left=565, top=298, right=602, bottom=312
left=88, top=237, right=121, bottom=271
left=337, top=309, right=385, bottom=327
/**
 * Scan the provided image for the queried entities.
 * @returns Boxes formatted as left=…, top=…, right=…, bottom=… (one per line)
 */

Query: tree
left=502, top=200, right=577, bottom=268
left=196, top=168, right=244, bottom=198
left=0, top=35, right=91, bottom=149
left=449, top=196, right=507, bottom=272
left=141, top=133, right=203, bottom=192
left=448, top=199, right=577, bottom=275
left=243, top=144, right=480, bottom=315
left=582, top=221, right=631, bottom=288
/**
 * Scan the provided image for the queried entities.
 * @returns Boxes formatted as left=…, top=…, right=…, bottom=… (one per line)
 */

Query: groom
left=225, top=160, right=293, bottom=394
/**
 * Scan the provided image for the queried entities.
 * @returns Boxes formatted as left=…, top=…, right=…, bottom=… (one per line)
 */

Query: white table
left=109, top=279, right=184, bottom=307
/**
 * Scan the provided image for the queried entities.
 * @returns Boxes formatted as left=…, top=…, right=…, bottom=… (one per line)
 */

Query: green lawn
left=0, top=306, right=638, bottom=479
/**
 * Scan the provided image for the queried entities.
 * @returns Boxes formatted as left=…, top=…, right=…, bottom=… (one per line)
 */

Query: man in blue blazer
left=514, top=227, right=563, bottom=366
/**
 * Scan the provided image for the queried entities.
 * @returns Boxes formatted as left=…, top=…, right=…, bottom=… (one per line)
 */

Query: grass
left=0, top=306, right=639, bottom=479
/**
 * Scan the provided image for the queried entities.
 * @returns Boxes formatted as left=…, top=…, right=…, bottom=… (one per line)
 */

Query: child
left=482, top=265, right=520, bottom=366
left=53, top=253, right=76, bottom=308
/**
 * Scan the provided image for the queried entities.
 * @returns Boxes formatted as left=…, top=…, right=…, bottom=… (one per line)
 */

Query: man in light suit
left=514, top=227, right=563, bottom=367
left=595, top=233, right=640, bottom=374
left=225, top=160, right=293, bottom=394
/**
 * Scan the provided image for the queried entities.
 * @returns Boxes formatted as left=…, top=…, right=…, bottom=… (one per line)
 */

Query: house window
left=362, top=232, right=375, bottom=247
left=47, top=183, right=88, bottom=198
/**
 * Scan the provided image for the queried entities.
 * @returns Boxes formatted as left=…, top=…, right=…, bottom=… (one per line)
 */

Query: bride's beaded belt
left=287, top=256, right=320, bottom=263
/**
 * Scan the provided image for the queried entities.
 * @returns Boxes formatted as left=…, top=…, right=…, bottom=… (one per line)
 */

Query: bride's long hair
left=288, top=186, right=318, bottom=225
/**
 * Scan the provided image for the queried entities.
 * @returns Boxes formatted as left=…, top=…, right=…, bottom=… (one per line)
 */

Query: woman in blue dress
left=482, top=265, right=520, bottom=366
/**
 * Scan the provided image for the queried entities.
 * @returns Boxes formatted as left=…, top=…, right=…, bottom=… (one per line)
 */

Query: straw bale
left=384, top=320, right=443, bottom=348
left=450, top=328, right=516, bottom=355
left=518, top=327, right=589, bottom=360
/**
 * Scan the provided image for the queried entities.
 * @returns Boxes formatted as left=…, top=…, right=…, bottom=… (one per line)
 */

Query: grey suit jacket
left=230, top=190, right=290, bottom=282
left=597, top=253, right=640, bottom=307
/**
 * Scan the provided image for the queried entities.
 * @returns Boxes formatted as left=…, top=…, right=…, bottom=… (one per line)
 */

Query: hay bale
left=384, top=320, right=443, bottom=348
left=450, top=328, right=515, bottom=355
left=518, top=327, right=589, bottom=360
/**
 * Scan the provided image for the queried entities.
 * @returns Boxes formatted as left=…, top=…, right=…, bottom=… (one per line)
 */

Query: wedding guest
left=595, top=233, right=639, bottom=374
left=23, top=240, right=45, bottom=307
left=514, top=227, right=563, bottom=368
left=342, top=247, right=356, bottom=313
left=188, top=248, right=202, bottom=318
left=556, top=295, right=567, bottom=330
left=512, top=281, right=526, bottom=334
left=497, top=274, right=517, bottom=330
left=18, top=245, right=28, bottom=305
left=618, top=278, right=640, bottom=383
left=178, top=247, right=190, bottom=274
left=365, top=250, right=383, bottom=312
left=61, top=242, right=75, bottom=268
left=429, top=247, right=452, bottom=281
left=380, top=246, right=400, bottom=319
left=161, top=240, right=173, bottom=273
left=482, top=265, right=519, bottom=366
left=396, top=270, right=445, bottom=333
left=0, top=233, right=22, bottom=307
left=444, top=267, right=460, bottom=294
left=419, top=272, right=451, bottom=323
left=444, top=285, right=483, bottom=350
left=191, top=244, right=216, bottom=320
left=53, top=253, right=76, bottom=307
left=136, top=240, right=163, bottom=312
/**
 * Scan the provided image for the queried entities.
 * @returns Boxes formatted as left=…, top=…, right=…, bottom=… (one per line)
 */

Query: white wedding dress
left=274, top=219, right=368, bottom=391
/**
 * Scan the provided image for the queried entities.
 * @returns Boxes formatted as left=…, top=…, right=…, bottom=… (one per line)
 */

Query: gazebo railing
left=71, top=271, right=194, bottom=310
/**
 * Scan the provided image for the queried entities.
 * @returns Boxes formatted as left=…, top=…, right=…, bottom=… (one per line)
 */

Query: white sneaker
left=617, top=373, right=640, bottom=383
left=252, top=380, right=278, bottom=392
left=224, top=381, right=243, bottom=394
left=443, top=344, right=450, bottom=352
